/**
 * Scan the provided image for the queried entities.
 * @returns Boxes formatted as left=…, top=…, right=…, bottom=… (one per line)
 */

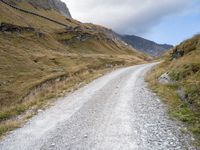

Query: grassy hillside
left=147, top=34, right=200, bottom=145
left=0, top=1, right=148, bottom=136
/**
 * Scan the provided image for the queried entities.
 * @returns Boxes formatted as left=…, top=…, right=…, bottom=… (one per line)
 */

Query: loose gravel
left=0, top=63, right=196, bottom=150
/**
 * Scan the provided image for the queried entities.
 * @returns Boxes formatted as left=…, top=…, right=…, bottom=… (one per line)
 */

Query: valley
left=0, top=0, right=199, bottom=149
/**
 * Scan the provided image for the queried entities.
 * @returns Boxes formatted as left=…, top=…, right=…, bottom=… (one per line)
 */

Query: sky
left=64, top=0, right=200, bottom=45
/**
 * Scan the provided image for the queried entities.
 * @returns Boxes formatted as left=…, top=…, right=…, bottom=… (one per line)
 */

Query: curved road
left=0, top=63, right=195, bottom=150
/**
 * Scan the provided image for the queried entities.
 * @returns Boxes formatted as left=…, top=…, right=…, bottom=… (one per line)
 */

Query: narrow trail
left=0, top=63, right=195, bottom=150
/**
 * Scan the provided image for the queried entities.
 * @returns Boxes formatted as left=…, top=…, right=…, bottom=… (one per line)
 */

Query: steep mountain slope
left=28, top=0, right=72, bottom=18
left=5, top=0, right=72, bottom=18
left=147, top=34, right=200, bottom=145
left=0, top=0, right=149, bottom=136
left=120, top=34, right=173, bottom=57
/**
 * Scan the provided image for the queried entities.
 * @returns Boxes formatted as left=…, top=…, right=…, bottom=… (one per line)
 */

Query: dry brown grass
left=0, top=1, right=148, bottom=137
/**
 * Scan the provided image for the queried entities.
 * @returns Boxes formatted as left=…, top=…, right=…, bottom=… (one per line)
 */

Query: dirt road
left=0, top=63, right=195, bottom=150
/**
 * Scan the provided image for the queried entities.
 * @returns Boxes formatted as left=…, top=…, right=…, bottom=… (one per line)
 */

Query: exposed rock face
left=7, top=0, right=72, bottom=18
left=71, top=23, right=132, bottom=49
left=0, top=22, right=34, bottom=32
left=120, top=34, right=173, bottom=57
left=171, top=49, right=184, bottom=60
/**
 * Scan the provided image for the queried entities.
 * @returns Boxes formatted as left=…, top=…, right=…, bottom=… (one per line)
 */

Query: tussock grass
left=0, top=121, right=21, bottom=138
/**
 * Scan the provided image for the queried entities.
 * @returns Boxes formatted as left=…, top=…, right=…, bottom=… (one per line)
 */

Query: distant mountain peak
left=120, top=34, right=173, bottom=57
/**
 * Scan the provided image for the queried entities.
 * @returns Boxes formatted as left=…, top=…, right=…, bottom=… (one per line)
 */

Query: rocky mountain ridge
left=5, top=0, right=72, bottom=18
left=120, top=34, right=173, bottom=57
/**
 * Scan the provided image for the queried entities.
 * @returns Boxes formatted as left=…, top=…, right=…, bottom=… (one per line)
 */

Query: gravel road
left=0, top=63, right=196, bottom=150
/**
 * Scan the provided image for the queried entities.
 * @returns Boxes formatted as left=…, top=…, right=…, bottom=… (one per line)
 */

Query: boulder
left=176, top=87, right=187, bottom=101
left=171, top=49, right=184, bottom=60
left=105, top=64, right=113, bottom=68
left=35, top=32, right=44, bottom=38
left=158, top=72, right=172, bottom=84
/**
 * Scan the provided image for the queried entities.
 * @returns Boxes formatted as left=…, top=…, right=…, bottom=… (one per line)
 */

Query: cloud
left=64, top=0, right=195, bottom=35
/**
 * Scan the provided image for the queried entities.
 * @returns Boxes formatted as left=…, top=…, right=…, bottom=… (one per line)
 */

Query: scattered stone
left=51, top=68, right=64, bottom=72
left=171, top=49, right=184, bottom=60
left=105, top=64, right=113, bottom=68
left=158, top=73, right=172, bottom=84
left=0, top=81, right=7, bottom=86
left=84, top=134, right=88, bottom=138
left=37, top=109, right=43, bottom=113
left=35, top=32, right=44, bottom=38
left=176, top=87, right=187, bottom=101
left=51, top=143, right=55, bottom=147
left=0, top=22, right=34, bottom=33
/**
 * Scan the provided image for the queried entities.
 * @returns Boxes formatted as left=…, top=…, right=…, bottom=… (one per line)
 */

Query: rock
left=0, top=22, right=34, bottom=33
left=84, top=134, right=88, bottom=138
left=76, top=35, right=82, bottom=41
left=35, top=32, right=44, bottom=38
left=55, top=78, right=61, bottom=82
left=51, top=68, right=64, bottom=72
left=105, top=64, right=113, bottom=68
left=52, top=0, right=72, bottom=18
left=171, top=49, right=184, bottom=60
left=176, top=87, right=187, bottom=101
left=65, top=26, right=73, bottom=31
left=61, top=90, right=66, bottom=95
left=0, top=81, right=7, bottom=86
left=158, top=73, right=172, bottom=84
left=37, top=109, right=43, bottom=113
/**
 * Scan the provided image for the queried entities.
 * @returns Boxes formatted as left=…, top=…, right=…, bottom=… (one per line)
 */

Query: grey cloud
left=64, top=0, right=193, bottom=35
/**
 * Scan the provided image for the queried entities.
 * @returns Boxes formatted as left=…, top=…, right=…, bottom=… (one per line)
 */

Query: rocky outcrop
left=28, top=0, right=72, bottom=18
left=171, top=49, right=184, bottom=60
left=0, top=22, right=34, bottom=32
left=3, top=0, right=72, bottom=18
left=52, top=0, right=71, bottom=18
left=82, top=23, right=130, bottom=48
left=120, top=34, right=173, bottom=57
left=170, top=34, right=200, bottom=60
left=0, top=1, right=70, bottom=28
